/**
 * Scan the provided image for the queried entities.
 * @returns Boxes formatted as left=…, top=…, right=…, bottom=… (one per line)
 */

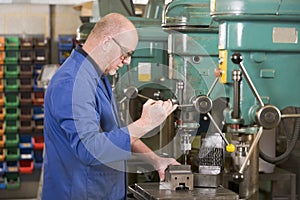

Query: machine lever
left=119, top=86, right=152, bottom=103
left=232, top=70, right=242, bottom=119
left=207, top=112, right=230, bottom=146
left=127, top=65, right=131, bottom=85
left=207, top=113, right=235, bottom=153
left=281, top=114, right=300, bottom=118
left=120, top=86, right=193, bottom=107
left=137, top=93, right=151, bottom=100
left=177, top=104, right=193, bottom=108
left=127, top=93, right=194, bottom=108
left=231, top=53, right=265, bottom=107
left=239, top=126, right=263, bottom=174
left=207, top=77, right=219, bottom=97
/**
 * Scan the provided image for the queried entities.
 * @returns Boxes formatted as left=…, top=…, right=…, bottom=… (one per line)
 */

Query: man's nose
left=122, top=56, right=131, bottom=65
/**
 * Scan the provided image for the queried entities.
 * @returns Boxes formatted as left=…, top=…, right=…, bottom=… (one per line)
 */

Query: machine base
left=194, top=173, right=221, bottom=188
left=128, top=182, right=239, bottom=200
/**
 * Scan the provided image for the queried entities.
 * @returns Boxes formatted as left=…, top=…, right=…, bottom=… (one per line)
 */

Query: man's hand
left=152, top=157, right=181, bottom=181
left=128, top=99, right=177, bottom=142
left=139, top=99, right=177, bottom=131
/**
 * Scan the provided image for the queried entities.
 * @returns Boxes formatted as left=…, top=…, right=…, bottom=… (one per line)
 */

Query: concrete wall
left=0, top=3, right=82, bottom=63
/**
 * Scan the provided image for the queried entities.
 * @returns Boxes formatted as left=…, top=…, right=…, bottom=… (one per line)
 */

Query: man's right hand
left=128, top=99, right=177, bottom=139
left=139, top=99, right=177, bottom=130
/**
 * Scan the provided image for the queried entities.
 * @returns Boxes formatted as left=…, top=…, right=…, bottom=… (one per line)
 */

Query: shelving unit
left=0, top=35, right=48, bottom=199
left=58, top=34, right=75, bottom=64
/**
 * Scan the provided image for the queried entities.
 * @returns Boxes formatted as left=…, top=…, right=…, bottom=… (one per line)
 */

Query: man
left=42, top=13, right=179, bottom=200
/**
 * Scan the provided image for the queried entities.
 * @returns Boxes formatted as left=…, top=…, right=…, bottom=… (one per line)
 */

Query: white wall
left=0, top=4, right=50, bottom=36
left=0, top=0, right=91, bottom=4
left=51, top=4, right=82, bottom=38
left=0, top=3, right=82, bottom=63
left=0, top=3, right=81, bottom=38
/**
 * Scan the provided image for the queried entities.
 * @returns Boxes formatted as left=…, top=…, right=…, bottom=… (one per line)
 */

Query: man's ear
left=102, top=35, right=113, bottom=52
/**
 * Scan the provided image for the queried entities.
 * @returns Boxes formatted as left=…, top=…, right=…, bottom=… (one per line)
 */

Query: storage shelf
left=0, top=34, right=46, bottom=196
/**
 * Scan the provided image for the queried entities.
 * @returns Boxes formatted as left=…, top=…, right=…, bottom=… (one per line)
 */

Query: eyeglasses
left=112, top=37, right=135, bottom=59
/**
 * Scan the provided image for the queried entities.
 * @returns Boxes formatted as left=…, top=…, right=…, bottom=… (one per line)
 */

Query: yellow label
left=219, top=50, right=228, bottom=83
left=138, top=63, right=151, bottom=82
left=138, top=74, right=151, bottom=82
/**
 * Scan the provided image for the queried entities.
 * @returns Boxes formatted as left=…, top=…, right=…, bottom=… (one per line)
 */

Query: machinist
left=42, top=13, right=179, bottom=200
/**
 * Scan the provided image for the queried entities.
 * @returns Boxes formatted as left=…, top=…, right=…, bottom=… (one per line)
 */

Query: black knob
left=231, top=53, right=243, bottom=64
left=232, top=172, right=244, bottom=183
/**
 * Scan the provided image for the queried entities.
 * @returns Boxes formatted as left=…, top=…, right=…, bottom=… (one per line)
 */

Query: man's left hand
left=153, top=157, right=181, bottom=181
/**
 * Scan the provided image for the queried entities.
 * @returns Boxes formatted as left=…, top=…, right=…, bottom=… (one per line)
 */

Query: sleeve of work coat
left=48, top=74, right=131, bottom=166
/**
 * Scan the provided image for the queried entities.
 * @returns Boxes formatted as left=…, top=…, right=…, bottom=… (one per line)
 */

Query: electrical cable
left=259, top=107, right=300, bottom=164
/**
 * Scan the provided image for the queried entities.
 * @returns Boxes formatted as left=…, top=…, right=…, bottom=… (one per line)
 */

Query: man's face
left=105, top=55, right=132, bottom=76
left=105, top=30, right=138, bottom=75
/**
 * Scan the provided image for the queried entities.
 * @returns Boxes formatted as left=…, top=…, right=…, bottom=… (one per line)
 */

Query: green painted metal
left=143, top=0, right=165, bottom=19
left=115, top=25, right=174, bottom=100
left=163, top=0, right=218, bottom=27
left=120, top=1, right=168, bottom=91
left=212, top=0, right=300, bottom=126
left=116, top=16, right=170, bottom=93
left=211, top=0, right=300, bottom=15
left=162, top=0, right=222, bottom=105
left=76, top=22, right=95, bottom=44
left=167, top=32, right=221, bottom=102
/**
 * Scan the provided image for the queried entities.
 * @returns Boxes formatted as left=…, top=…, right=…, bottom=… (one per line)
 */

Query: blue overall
left=42, top=45, right=131, bottom=200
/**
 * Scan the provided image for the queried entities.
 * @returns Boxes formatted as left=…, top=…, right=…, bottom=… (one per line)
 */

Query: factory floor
left=0, top=169, right=43, bottom=200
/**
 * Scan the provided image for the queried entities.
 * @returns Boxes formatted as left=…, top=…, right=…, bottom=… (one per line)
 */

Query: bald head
left=82, top=13, right=139, bottom=74
left=83, top=13, right=138, bottom=54
left=90, top=13, right=136, bottom=40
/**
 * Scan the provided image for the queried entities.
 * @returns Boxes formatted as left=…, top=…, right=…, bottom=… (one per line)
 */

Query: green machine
left=130, top=0, right=239, bottom=199
left=130, top=0, right=300, bottom=200
left=212, top=0, right=300, bottom=128
left=76, top=0, right=300, bottom=199
left=210, top=0, right=300, bottom=199
left=161, top=0, right=228, bottom=189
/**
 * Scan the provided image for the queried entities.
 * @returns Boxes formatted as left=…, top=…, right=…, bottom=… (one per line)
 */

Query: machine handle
left=231, top=53, right=265, bottom=107
left=207, top=77, right=219, bottom=97
left=281, top=114, right=300, bottom=118
left=232, top=126, right=263, bottom=182
left=239, top=126, right=263, bottom=174
left=207, top=112, right=235, bottom=153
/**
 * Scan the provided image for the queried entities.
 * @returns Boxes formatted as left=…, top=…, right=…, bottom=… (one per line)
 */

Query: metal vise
left=165, top=165, right=194, bottom=191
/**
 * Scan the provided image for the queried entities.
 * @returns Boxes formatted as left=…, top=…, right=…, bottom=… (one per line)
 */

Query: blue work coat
left=42, top=45, right=131, bottom=200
